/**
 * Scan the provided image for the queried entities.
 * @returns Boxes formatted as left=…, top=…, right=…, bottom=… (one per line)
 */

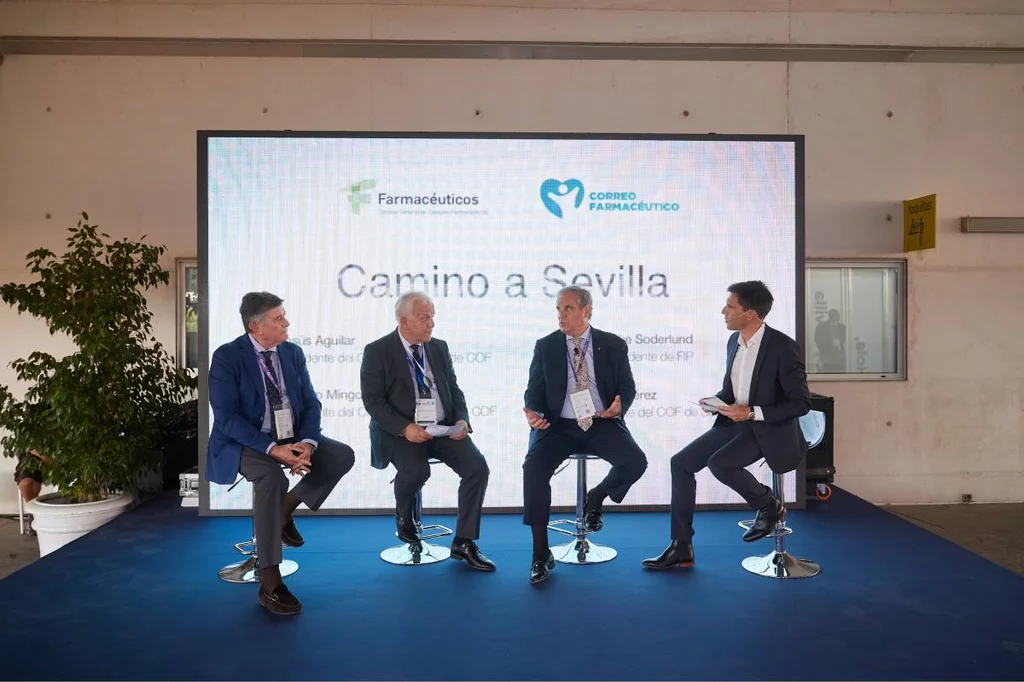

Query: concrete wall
left=1, top=0, right=1022, bottom=512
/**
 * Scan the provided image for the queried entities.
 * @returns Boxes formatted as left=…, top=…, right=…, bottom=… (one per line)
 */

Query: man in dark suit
left=523, top=286, right=648, bottom=584
left=643, top=280, right=810, bottom=569
left=360, top=291, right=495, bottom=571
left=207, top=292, right=355, bottom=615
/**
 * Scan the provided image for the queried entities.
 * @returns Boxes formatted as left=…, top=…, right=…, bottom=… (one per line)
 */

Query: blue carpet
left=2, top=488, right=1023, bottom=680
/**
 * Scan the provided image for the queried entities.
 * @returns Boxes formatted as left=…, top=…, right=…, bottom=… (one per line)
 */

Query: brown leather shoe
left=259, top=583, right=302, bottom=616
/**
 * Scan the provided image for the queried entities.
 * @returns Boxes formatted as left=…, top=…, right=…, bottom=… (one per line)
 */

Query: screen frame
left=196, top=130, right=806, bottom=516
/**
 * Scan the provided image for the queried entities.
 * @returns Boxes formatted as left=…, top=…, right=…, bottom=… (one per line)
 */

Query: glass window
left=176, top=259, right=199, bottom=371
left=806, top=260, right=906, bottom=380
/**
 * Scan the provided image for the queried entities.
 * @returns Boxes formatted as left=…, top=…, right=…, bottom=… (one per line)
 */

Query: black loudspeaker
left=805, top=393, right=835, bottom=497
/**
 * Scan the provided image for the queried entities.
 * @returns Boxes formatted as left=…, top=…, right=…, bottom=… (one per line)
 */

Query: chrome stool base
left=741, top=551, right=820, bottom=579
left=381, top=459, right=454, bottom=567
left=551, top=537, right=617, bottom=565
left=547, top=454, right=617, bottom=566
left=738, top=468, right=819, bottom=580
left=380, top=541, right=452, bottom=566
left=219, top=557, right=299, bottom=583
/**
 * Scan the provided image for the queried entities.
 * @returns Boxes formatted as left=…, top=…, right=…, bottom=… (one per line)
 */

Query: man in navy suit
left=522, top=286, right=648, bottom=584
left=207, top=292, right=355, bottom=615
left=360, top=291, right=495, bottom=571
left=644, top=280, right=810, bottom=570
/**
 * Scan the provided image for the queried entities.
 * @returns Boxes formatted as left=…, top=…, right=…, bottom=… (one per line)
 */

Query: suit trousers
left=670, top=423, right=774, bottom=542
left=239, top=436, right=355, bottom=569
left=522, top=418, right=648, bottom=527
left=390, top=435, right=489, bottom=540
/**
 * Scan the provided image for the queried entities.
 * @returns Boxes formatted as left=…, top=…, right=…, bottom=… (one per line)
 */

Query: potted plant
left=0, top=213, right=195, bottom=555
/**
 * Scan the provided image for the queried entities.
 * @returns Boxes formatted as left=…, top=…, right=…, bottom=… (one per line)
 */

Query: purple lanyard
left=566, top=334, right=592, bottom=384
left=255, top=349, right=282, bottom=393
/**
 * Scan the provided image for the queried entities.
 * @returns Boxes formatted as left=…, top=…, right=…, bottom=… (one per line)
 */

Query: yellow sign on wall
left=904, top=194, right=936, bottom=252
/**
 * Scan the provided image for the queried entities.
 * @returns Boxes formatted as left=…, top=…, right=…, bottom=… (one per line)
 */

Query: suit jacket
left=524, top=327, right=637, bottom=447
left=206, top=335, right=322, bottom=485
left=360, top=330, right=471, bottom=470
left=714, top=325, right=810, bottom=474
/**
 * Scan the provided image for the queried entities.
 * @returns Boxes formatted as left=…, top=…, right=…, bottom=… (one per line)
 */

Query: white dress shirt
left=729, top=324, right=766, bottom=422
left=398, top=331, right=446, bottom=423
left=248, top=335, right=319, bottom=452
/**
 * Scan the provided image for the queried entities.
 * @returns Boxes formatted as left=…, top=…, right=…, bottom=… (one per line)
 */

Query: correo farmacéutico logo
left=540, top=178, right=585, bottom=219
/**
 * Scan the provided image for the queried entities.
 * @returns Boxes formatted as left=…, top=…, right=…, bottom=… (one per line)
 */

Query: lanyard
left=405, top=346, right=434, bottom=392
left=255, top=349, right=282, bottom=393
left=566, top=334, right=592, bottom=384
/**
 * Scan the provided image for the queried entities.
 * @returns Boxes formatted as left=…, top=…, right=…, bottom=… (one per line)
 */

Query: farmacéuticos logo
left=345, top=179, right=376, bottom=214
left=345, top=179, right=482, bottom=214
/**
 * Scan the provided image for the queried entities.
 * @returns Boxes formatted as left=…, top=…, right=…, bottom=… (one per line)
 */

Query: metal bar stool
left=737, top=468, right=820, bottom=579
left=380, top=458, right=453, bottom=566
left=547, top=453, right=617, bottom=565
left=219, top=475, right=298, bottom=583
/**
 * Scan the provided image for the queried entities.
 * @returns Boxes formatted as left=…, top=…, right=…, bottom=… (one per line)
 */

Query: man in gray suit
left=360, top=292, right=495, bottom=571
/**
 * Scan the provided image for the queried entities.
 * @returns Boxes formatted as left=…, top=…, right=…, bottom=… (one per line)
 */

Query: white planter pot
left=26, top=492, right=133, bottom=557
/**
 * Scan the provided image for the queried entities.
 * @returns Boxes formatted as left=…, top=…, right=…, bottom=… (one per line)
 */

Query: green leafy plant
left=0, top=213, right=196, bottom=503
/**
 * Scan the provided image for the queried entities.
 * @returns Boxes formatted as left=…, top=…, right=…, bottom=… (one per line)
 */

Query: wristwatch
left=748, top=408, right=756, bottom=421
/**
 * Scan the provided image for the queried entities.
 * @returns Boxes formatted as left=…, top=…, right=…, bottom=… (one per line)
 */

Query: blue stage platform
left=2, top=487, right=1022, bottom=680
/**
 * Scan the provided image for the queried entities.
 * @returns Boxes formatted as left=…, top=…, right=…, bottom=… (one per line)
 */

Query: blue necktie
left=411, top=345, right=431, bottom=399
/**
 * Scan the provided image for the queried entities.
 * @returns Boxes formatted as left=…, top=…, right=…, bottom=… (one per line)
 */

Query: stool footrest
left=233, top=539, right=257, bottom=555
left=737, top=519, right=792, bottom=538
left=420, top=524, right=453, bottom=541
left=546, top=518, right=597, bottom=538
left=219, top=557, right=299, bottom=583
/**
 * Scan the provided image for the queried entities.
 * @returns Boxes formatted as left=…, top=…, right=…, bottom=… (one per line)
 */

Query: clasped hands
left=522, top=394, right=623, bottom=431
left=270, top=442, right=314, bottom=476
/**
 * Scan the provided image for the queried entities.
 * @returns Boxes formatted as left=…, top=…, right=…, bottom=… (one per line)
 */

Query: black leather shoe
left=281, top=519, right=304, bottom=548
left=583, top=491, right=604, bottom=532
left=396, top=515, right=421, bottom=545
left=450, top=539, right=496, bottom=571
left=258, top=583, right=302, bottom=616
left=742, top=497, right=786, bottom=543
left=642, top=541, right=694, bottom=569
left=583, top=507, right=604, bottom=533
left=529, top=552, right=556, bottom=585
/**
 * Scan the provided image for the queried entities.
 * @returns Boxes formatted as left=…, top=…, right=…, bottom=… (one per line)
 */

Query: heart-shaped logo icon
left=540, top=178, right=585, bottom=218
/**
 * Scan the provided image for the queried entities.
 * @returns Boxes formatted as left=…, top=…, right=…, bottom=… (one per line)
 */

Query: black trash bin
left=160, top=399, right=198, bottom=491
left=805, top=393, right=835, bottom=500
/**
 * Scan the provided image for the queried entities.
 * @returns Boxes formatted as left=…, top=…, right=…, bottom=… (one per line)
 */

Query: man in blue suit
left=522, top=286, right=648, bottom=584
left=207, top=292, right=355, bottom=615
left=643, top=280, right=810, bottom=570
